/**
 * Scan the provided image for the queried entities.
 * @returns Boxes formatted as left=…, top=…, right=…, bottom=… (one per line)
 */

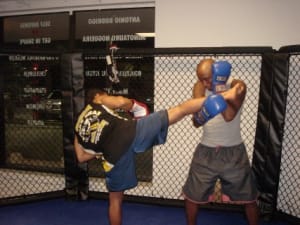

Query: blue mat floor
left=0, top=198, right=292, bottom=225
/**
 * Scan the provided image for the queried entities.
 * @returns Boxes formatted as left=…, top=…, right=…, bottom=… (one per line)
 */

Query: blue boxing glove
left=212, top=61, right=232, bottom=93
left=194, top=94, right=227, bottom=125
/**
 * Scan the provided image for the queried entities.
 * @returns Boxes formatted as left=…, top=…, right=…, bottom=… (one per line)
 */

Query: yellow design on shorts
left=102, top=160, right=114, bottom=172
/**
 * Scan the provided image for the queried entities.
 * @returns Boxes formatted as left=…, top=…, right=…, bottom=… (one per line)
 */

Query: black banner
left=3, top=12, right=69, bottom=49
left=74, top=8, right=154, bottom=49
left=84, top=54, right=154, bottom=101
left=253, top=53, right=290, bottom=220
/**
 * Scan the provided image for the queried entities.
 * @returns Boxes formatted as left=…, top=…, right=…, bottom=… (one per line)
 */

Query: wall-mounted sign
left=3, top=12, right=69, bottom=48
left=75, top=8, right=154, bottom=49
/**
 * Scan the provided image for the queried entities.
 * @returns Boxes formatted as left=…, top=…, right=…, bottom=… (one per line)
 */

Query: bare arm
left=193, top=81, right=206, bottom=98
left=100, top=95, right=133, bottom=111
left=221, top=79, right=246, bottom=122
left=74, top=135, right=97, bottom=163
left=192, top=81, right=206, bottom=127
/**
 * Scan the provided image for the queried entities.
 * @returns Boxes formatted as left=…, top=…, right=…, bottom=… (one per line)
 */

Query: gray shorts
left=182, top=143, right=258, bottom=203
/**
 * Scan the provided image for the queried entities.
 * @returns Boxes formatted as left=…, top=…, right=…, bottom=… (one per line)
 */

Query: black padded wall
left=253, top=52, right=289, bottom=219
left=0, top=56, right=5, bottom=165
left=61, top=53, right=88, bottom=200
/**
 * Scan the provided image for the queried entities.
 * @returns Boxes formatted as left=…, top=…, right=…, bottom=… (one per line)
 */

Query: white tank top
left=201, top=80, right=243, bottom=147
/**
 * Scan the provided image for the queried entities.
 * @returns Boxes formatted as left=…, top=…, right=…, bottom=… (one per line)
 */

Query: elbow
left=75, top=150, right=85, bottom=163
left=77, top=157, right=86, bottom=164
left=74, top=138, right=87, bottom=163
left=75, top=152, right=84, bottom=163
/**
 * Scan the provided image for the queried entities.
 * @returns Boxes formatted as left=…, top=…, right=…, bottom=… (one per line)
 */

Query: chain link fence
left=1, top=49, right=299, bottom=223
left=277, top=53, right=300, bottom=219
left=0, top=52, right=262, bottom=201
left=88, top=53, right=262, bottom=201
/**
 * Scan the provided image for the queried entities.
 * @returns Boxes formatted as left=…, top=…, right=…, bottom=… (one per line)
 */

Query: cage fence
left=0, top=50, right=299, bottom=222
left=88, top=53, right=262, bottom=201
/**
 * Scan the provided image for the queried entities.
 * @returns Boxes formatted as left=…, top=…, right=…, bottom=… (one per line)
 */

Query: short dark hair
left=85, top=88, right=107, bottom=104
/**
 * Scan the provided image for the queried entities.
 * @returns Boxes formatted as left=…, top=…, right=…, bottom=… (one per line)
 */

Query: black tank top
left=75, top=103, right=137, bottom=164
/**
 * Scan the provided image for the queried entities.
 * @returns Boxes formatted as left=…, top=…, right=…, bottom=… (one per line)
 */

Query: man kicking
left=74, top=85, right=241, bottom=225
